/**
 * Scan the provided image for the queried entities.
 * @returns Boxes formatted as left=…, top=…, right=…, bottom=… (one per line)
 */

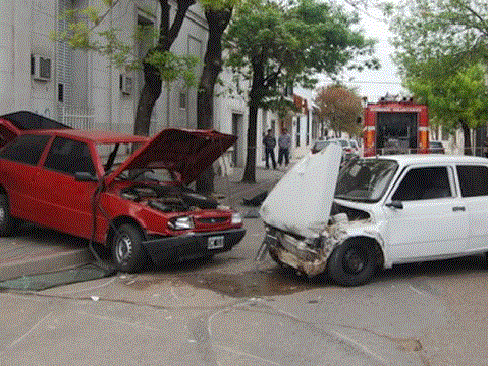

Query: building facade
left=0, top=0, right=314, bottom=169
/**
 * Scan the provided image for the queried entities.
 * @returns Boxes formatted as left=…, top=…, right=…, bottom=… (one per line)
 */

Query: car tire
left=0, top=193, right=18, bottom=236
left=111, top=223, right=149, bottom=273
left=327, top=239, right=378, bottom=286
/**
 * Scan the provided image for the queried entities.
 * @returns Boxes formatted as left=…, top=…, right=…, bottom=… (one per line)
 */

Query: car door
left=384, top=165, right=470, bottom=261
left=455, top=164, right=488, bottom=252
left=33, top=136, right=99, bottom=238
left=0, top=134, right=51, bottom=221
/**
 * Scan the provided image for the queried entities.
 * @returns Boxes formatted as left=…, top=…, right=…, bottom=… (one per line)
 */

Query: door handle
left=452, top=206, right=466, bottom=212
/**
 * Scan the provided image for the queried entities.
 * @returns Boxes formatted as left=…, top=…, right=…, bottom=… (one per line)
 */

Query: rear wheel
left=111, top=223, right=148, bottom=273
left=0, top=194, right=18, bottom=236
left=327, top=239, right=378, bottom=286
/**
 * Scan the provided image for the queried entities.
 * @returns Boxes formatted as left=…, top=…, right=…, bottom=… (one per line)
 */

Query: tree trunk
left=196, top=8, right=232, bottom=194
left=242, top=100, right=259, bottom=183
left=461, top=119, right=472, bottom=155
left=242, top=60, right=265, bottom=183
left=133, top=63, right=162, bottom=136
left=133, top=0, right=195, bottom=136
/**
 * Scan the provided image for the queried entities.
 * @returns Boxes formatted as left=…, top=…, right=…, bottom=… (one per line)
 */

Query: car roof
left=29, top=129, right=150, bottom=144
left=0, top=111, right=71, bottom=130
left=369, top=154, right=488, bottom=166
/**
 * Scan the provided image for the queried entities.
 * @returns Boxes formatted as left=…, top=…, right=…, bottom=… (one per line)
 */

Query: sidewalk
left=0, top=165, right=287, bottom=281
left=214, top=165, right=287, bottom=208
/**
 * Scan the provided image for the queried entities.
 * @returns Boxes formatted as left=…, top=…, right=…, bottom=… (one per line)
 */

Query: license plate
left=208, top=236, right=225, bottom=249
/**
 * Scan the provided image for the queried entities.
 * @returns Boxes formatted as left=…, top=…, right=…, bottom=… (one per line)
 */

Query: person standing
left=278, top=128, right=291, bottom=168
left=263, top=129, right=277, bottom=169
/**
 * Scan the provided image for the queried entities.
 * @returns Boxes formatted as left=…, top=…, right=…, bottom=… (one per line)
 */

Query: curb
left=0, top=247, right=94, bottom=282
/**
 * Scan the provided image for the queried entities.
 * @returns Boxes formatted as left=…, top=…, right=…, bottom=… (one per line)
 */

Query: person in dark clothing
left=263, top=129, right=276, bottom=169
left=278, top=128, right=291, bottom=168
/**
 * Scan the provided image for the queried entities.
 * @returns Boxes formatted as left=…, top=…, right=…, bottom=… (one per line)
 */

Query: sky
left=314, top=2, right=406, bottom=103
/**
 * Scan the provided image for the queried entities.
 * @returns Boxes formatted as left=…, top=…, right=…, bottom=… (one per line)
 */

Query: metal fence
left=60, top=107, right=94, bottom=130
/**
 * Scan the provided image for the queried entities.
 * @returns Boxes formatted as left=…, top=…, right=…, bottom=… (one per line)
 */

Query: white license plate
left=208, top=236, right=225, bottom=249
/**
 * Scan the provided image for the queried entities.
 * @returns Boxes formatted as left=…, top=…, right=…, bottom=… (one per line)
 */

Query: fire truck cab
left=363, top=97, right=429, bottom=157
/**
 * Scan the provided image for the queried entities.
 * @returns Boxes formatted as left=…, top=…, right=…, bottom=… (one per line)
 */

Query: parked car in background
left=429, top=140, right=445, bottom=154
left=311, top=139, right=333, bottom=154
left=0, top=111, right=71, bottom=148
left=0, top=119, right=245, bottom=273
left=349, top=139, right=360, bottom=155
left=312, top=137, right=360, bottom=163
left=260, top=145, right=488, bottom=286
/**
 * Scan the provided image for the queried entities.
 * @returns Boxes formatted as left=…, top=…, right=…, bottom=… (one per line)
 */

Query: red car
left=0, top=118, right=245, bottom=272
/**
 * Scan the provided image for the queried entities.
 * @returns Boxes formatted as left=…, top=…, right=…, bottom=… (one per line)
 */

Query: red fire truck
left=363, top=98, right=429, bottom=157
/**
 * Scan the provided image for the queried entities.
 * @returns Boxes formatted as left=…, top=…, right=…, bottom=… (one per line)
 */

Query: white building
left=0, top=0, right=314, bottom=169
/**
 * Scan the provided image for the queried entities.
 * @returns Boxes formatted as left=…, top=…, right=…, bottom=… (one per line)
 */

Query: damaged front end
left=263, top=225, right=330, bottom=277
left=258, top=143, right=343, bottom=277
left=263, top=208, right=370, bottom=277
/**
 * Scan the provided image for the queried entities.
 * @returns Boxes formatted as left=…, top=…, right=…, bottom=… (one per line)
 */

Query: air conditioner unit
left=31, top=54, right=51, bottom=82
left=120, top=74, right=132, bottom=95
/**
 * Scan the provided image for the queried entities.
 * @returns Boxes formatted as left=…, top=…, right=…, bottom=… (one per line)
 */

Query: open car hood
left=259, top=143, right=342, bottom=238
left=105, top=128, right=237, bottom=186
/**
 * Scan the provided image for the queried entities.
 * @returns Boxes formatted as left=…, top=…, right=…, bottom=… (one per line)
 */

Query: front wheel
left=111, top=223, right=149, bottom=273
left=327, top=240, right=378, bottom=286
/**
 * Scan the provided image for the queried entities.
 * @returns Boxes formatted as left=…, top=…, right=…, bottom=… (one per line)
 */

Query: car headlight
left=231, top=212, right=242, bottom=224
left=168, top=216, right=195, bottom=230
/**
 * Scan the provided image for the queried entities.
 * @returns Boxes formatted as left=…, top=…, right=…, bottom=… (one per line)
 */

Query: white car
left=260, top=145, right=488, bottom=286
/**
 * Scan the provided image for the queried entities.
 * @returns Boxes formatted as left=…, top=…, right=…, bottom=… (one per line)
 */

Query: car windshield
left=335, top=159, right=398, bottom=202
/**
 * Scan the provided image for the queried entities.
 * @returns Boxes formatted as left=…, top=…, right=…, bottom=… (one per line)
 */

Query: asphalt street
left=1, top=166, right=488, bottom=365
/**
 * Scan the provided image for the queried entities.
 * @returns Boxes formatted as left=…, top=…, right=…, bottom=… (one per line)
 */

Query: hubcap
left=115, top=234, right=132, bottom=263
left=344, top=248, right=365, bottom=274
left=0, top=207, right=5, bottom=223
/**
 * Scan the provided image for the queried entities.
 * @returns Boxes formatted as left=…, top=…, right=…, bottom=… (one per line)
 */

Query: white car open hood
left=259, top=143, right=342, bottom=238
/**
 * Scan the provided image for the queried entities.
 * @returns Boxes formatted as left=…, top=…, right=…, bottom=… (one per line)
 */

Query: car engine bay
left=120, top=184, right=219, bottom=212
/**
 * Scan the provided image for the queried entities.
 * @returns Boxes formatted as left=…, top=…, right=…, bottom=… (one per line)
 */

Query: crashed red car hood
left=105, top=128, right=237, bottom=186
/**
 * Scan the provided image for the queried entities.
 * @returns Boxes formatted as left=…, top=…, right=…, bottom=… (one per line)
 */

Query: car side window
left=457, top=165, right=488, bottom=197
left=392, top=166, right=452, bottom=201
left=44, top=137, right=95, bottom=176
left=0, top=134, right=50, bottom=165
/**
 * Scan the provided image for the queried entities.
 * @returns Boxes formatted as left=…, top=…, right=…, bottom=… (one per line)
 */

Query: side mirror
left=385, top=200, right=403, bottom=209
left=74, top=172, right=98, bottom=182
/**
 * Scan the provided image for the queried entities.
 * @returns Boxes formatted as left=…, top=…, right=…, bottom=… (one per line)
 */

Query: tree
left=387, top=0, right=488, bottom=153
left=388, top=0, right=488, bottom=79
left=405, top=64, right=488, bottom=155
left=55, top=0, right=200, bottom=136
left=225, top=0, right=378, bottom=182
left=314, top=85, right=363, bottom=137
left=196, top=1, right=236, bottom=193
left=57, top=0, right=237, bottom=193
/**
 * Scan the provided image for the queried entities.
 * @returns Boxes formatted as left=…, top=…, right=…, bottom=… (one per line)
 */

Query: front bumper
left=263, top=229, right=329, bottom=277
left=142, top=228, right=246, bottom=266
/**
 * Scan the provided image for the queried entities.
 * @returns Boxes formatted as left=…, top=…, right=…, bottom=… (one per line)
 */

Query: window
left=0, top=134, right=50, bottom=165
left=44, top=137, right=95, bottom=176
left=457, top=165, right=488, bottom=197
left=179, top=92, right=186, bottom=109
left=392, top=166, right=452, bottom=201
left=58, top=83, right=64, bottom=103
